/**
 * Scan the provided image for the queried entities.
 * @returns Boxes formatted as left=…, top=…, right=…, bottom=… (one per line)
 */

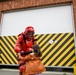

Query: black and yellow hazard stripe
left=0, top=36, right=18, bottom=64
left=35, top=33, right=76, bottom=67
left=0, top=36, right=2, bottom=63
left=0, top=33, right=76, bottom=67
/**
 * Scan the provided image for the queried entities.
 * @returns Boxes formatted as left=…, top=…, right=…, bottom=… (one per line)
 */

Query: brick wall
left=0, top=0, right=76, bottom=36
left=0, top=0, right=72, bottom=11
left=73, top=0, right=76, bottom=35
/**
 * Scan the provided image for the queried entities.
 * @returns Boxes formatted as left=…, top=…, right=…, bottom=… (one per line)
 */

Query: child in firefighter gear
left=19, top=44, right=46, bottom=75
left=14, top=26, right=37, bottom=75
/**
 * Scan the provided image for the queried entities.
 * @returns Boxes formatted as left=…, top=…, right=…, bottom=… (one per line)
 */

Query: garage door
left=0, top=5, right=76, bottom=67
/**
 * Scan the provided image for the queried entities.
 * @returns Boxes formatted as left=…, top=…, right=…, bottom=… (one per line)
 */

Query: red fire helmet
left=25, top=26, right=35, bottom=34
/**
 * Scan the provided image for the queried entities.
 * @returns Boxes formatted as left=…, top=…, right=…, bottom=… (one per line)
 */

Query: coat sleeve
left=19, top=54, right=40, bottom=61
left=19, top=54, right=31, bottom=61
left=14, top=35, right=23, bottom=53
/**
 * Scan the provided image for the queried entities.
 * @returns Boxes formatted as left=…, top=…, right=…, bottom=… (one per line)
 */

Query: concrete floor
left=0, top=69, right=74, bottom=75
